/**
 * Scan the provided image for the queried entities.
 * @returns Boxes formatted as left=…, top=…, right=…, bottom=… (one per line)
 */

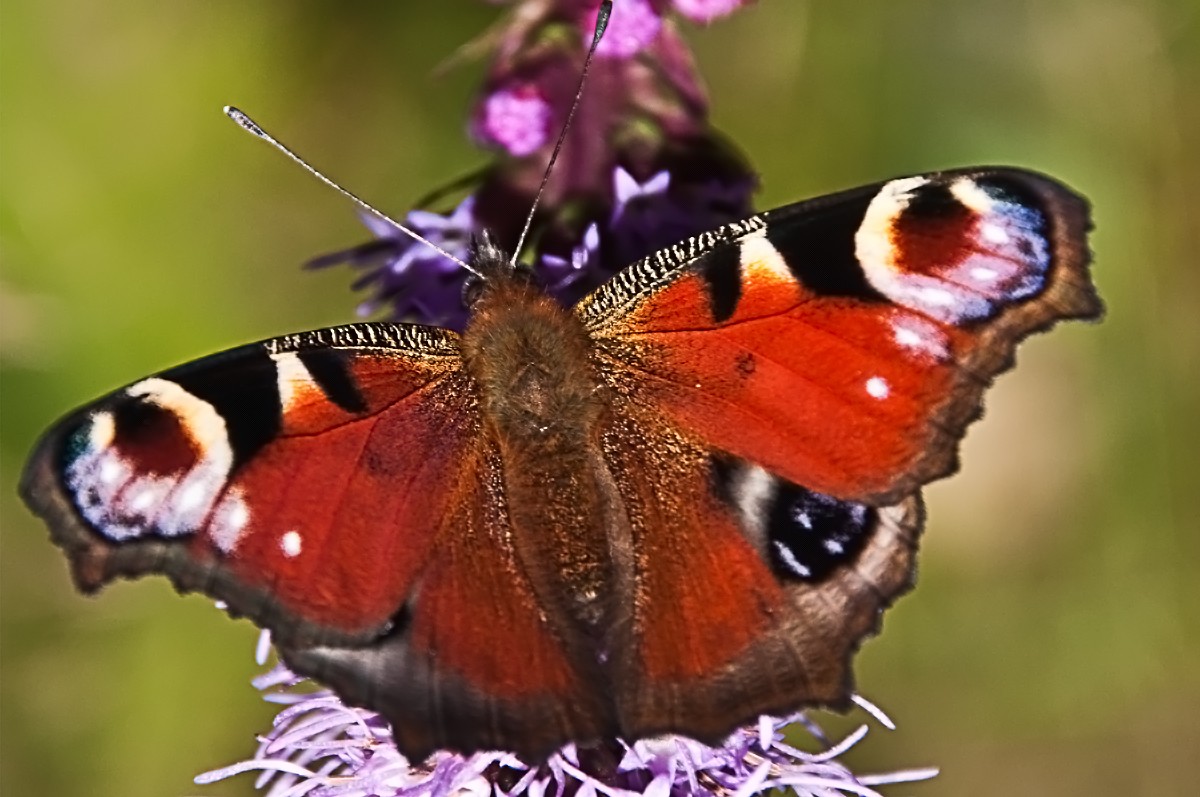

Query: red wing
left=21, top=323, right=474, bottom=647
left=282, top=438, right=616, bottom=762
left=579, top=168, right=1101, bottom=504
left=601, top=402, right=921, bottom=743
left=23, top=321, right=615, bottom=761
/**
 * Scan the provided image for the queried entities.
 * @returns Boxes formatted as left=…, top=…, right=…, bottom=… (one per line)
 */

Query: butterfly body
left=21, top=168, right=1100, bottom=760
left=460, top=245, right=619, bottom=634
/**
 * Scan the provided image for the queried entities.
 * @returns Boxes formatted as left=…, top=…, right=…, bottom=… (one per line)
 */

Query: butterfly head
left=461, top=230, right=533, bottom=309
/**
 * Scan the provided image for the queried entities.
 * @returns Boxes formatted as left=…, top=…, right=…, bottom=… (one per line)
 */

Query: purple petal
left=479, top=84, right=552, bottom=157
left=588, top=0, right=662, bottom=58
left=613, top=168, right=671, bottom=217
left=674, top=0, right=751, bottom=24
left=360, top=211, right=400, bottom=240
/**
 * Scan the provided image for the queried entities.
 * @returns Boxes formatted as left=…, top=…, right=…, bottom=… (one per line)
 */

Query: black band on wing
left=763, top=196, right=889, bottom=302
left=900, top=179, right=959, bottom=219
left=170, top=346, right=282, bottom=469
left=298, top=348, right=369, bottom=414
left=697, top=240, right=742, bottom=323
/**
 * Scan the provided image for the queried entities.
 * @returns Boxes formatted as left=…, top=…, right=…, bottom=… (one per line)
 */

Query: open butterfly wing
left=283, top=434, right=616, bottom=761
left=600, top=401, right=922, bottom=742
left=21, top=321, right=615, bottom=760
left=580, top=167, right=1098, bottom=739
left=20, top=323, right=474, bottom=647
left=580, top=168, right=1101, bottom=505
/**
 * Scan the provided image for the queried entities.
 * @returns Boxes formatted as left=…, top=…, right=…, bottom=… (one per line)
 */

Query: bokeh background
left=2, top=2, right=1196, bottom=795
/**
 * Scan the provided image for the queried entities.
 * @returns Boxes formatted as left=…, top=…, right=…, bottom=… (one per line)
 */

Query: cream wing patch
left=62, top=377, right=248, bottom=549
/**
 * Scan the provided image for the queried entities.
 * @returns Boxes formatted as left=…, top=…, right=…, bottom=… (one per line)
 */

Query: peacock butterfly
left=20, top=158, right=1100, bottom=760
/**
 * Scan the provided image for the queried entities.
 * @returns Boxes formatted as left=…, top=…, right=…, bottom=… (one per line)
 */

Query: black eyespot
left=707, top=454, right=878, bottom=583
left=767, top=485, right=875, bottom=582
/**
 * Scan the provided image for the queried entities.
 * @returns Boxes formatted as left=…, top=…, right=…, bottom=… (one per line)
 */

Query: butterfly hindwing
left=580, top=167, right=1101, bottom=505
left=282, top=436, right=617, bottom=761
left=599, top=399, right=921, bottom=743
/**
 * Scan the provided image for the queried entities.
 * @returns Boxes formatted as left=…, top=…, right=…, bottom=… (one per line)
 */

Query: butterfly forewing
left=579, top=167, right=1101, bottom=505
left=20, top=323, right=476, bottom=647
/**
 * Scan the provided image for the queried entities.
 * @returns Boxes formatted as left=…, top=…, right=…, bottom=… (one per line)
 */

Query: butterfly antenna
left=224, top=106, right=480, bottom=277
left=509, top=0, right=612, bottom=267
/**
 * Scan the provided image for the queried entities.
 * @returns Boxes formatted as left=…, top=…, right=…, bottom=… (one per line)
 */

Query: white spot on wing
left=917, top=286, right=957, bottom=307
left=99, top=458, right=123, bottom=485
left=949, top=177, right=996, bottom=215
left=88, top=411, right=116, bottom=449
left=731, top=463, right=777, bottom=545
left=894, top=326, right=923, bottom=348
left=210, top=489, right=250, bottom=553
left=120, top=475, right=172, bottom=521
left=739, top=229, right=793, bottom=285
left=773, top=540, right=811, bottom=578
left=177, top=481, right=207, bottom=513
left=128, top=486, right=158, bottom=513
left=866, top=376, right=890, bottom=399
left=273, top=351, right=315, bottom=412
left=106, top=523, right=141, bottom=541
left=281, top=530, right=303, bottom=558
left=981, top=222, right=1009, bottom=244
left=891, top=314, right=951, bottom=362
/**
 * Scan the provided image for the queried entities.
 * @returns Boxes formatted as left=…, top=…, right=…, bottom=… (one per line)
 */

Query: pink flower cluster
left=313, top=0, right=758, bottom=328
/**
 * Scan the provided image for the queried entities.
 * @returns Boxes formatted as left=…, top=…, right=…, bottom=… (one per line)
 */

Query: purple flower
left=306, top=196, right=477, bottom=330
left=586, top=0, right=662, bottom=58
left=318, top=151, right=755, bottom=325
left=613, top=168, right=672, bottom=219
left=476, top=84, right=553, bottom=157
left=532, top=160, right=756, bottom=306
left=673, top=0, right=752, bottom=24
left=539, top=221, right=600, bottom=298
left=315, top=0, right=759, bottom=331
left=197, top=638, right=937, bottom=796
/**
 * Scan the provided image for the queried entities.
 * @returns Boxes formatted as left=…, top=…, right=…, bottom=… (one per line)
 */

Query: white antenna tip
left=223, top=106, right=267, bottom=139
left=221, top=104, right=478, bottom=277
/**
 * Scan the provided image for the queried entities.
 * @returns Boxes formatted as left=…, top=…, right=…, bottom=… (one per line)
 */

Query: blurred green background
left=2, top=1, right=1197, bottom=795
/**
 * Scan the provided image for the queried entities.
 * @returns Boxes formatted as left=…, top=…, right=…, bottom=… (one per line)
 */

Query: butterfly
left=20, top=165, right=1100, bottom=761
